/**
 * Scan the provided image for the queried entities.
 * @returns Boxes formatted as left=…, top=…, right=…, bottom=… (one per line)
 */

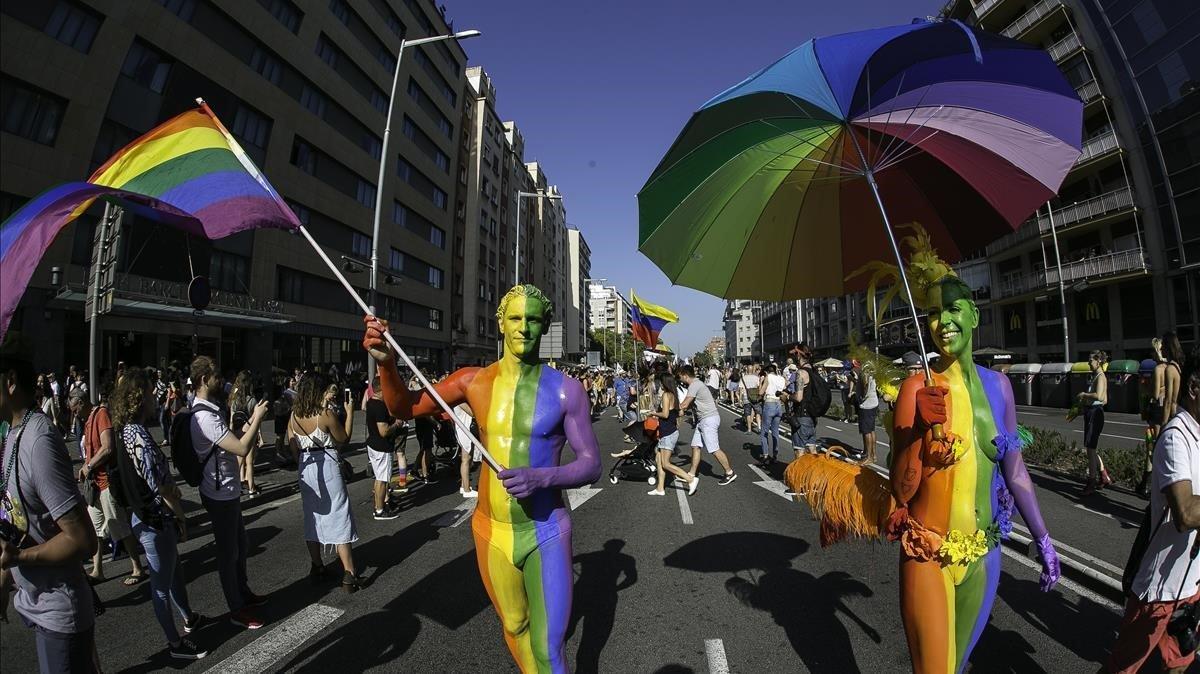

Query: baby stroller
left=608, top=417, right=659, bottom=486
left=431, top=416, right=461, bottom=466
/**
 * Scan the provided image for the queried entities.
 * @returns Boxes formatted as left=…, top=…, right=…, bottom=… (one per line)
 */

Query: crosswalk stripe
left=676, top=486, right=693, bottom=524
left=203, top=603, right=344, bottom=674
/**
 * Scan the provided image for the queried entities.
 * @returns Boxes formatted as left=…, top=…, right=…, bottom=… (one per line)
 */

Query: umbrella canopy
left=816, top=357, right=845, bottom=369
left=638, top=19, right=1082, bottom=301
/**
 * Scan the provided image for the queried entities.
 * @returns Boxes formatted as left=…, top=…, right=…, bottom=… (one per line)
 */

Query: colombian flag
left=630, top=290, right=679, bottom=347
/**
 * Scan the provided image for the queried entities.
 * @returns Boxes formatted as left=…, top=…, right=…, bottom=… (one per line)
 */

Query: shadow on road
left=991, top=571, right=1122, bottom=667
left=1027, top=471, right=1142, bottom=527
left=566, top=539, right=638, bottom=674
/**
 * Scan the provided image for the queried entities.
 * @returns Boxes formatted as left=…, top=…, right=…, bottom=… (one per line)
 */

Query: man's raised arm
left=363, top=316, right=474, bottom=419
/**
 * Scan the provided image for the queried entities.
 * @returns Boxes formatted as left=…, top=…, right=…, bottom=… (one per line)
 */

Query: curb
left=715, top=400, right=1127, bottom=605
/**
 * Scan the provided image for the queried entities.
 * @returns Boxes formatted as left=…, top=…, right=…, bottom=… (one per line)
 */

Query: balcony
left=973, top=0, right=1002, bottom=20
left=1076, top=79, right=1102, bottom=105
left=1002, top=0, right=1063, bottom=38
left=1074, top=130, right=1120, bottom=167
left=1047, top=31, right=1083, bottom=63
left=996, top=248, right=1148, bottom=299
left=1035, top=186, right=1134, bottom=234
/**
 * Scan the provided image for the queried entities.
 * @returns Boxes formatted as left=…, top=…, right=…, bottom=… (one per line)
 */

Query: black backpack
left=108, top=428, right=164, bottom=529
left=170, top=407, right=218, bottom=488
left=797, top=366, right=832, bottom=420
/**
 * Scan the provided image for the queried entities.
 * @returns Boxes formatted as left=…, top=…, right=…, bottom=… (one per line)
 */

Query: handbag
left=81, top=476, right=100, bottom=509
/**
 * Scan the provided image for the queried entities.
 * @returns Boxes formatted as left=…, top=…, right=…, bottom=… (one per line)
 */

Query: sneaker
left=647, top=489, right=665, bottom=496
left=168, top=638, right=208, bottom=660
left=244, top=592, right=268, bottom=608
left=182, top=612, right=206, bottom=634
left=460, top=488, right=478, bottom=498
left=373, top=508, right=400, bottom=521
left=718, top=473, right=738, bottom=486
left=688, top=477, right=700, bottom=496
left=230, top=609, right=263, bottom=630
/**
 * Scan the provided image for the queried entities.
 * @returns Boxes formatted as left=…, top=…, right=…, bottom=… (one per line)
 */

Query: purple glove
left=497, top=467, right=546, bottom=500
left=1036, top=533, right=1060, bottom=592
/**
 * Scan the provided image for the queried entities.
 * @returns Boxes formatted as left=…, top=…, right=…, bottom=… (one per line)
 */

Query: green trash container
left=1106, top=360, right=1141, bottom=414
left=1069, top=362, right=1094, bottom=407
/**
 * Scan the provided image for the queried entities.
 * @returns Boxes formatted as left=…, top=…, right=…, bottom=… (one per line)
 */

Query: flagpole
left=295, top=223, right=503, bottom=473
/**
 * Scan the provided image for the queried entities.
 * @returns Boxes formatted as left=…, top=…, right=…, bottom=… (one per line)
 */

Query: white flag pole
left=295, top=224, right=503, bottom=473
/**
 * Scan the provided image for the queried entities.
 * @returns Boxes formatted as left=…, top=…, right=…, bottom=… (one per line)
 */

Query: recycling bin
left=1008, top=363, right=1042, bottom=407
left=1038, top=363, right=1074, bottom=409
left=991, top=363, right=1012, bottom=375
left=1106, top=359, right=1141, bottom=414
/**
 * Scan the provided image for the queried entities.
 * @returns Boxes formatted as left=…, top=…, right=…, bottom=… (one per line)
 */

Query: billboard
left=586, top=351, right=601, bottom=367
left=538, top=321, right=564, bottom=360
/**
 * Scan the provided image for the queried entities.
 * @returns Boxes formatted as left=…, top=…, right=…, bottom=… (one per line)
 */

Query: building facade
left=942, top=0, right=1198, bottom=361
left=566, top=228, right=590, bottom=360
left=588, top=283, right=629, bottom=335
left=723, top=299, right=759, bottom=362
left=705, top=336, right=726, bottom=363
left=2, top=0, right=469, bottom=376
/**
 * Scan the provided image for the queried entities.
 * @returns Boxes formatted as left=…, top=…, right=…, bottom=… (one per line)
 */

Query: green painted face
left=926, top=280, right=978, bottom=359
left=500, top=295, right=547, bottom=360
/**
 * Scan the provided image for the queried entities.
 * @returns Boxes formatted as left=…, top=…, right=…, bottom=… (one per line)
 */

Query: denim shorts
left=657, top=430, right=680, bottom=451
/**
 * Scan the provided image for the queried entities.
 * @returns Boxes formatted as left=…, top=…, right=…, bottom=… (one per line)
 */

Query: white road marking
left=704, top=638, right=730, bottom=674
left=1105, top=420, right=1147, bottom=427
left=566, top=486, right=602, bottom=510
left=1073, top=503, right=1115, bottom=520
left=1012, top=522, right=1124, bottom=576
left=824, top=424, right=890, bottom=447
left=1000, top=544, right=1121, bottom=612
left=747, top=463, right=794, bottom=501
left=1071, top=429, right=1143, bottom=442
left=675, top=487, right=693, bottom=525
left=242, top=493, right=301, bottom=517
left=433, top=499, right=477, bottom=528
left=203, top=603, right=344, bottom=674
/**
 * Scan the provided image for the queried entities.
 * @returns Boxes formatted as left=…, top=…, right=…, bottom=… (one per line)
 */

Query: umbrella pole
left=295, top=223, right=504, bottom=473
left=849, top=129, right=945, bottom=439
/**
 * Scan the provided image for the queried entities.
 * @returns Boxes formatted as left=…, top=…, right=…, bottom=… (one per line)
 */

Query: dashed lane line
left=704, top=638, right=730, bottom=674
left=203, top=603, right=344, bottom=674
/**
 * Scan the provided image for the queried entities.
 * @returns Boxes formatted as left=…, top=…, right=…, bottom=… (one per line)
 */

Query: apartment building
left=705, top=336, right=726, bottom=363
left=942, top=0, right=1199, bottom=361
left=588, top=283, right=629, bottom=335
left=566, top=228, right=591, bottom=360
left=1, top=0, right=468, bottom=374
left=723, top=299, right=759, bottom=362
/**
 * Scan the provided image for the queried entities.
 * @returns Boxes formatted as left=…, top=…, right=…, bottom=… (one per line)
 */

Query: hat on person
left=902, top=351, right=923, bottom=368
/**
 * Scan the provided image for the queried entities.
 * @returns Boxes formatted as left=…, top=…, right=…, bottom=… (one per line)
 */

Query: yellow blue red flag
left=630, top=289, right=679, bottom=346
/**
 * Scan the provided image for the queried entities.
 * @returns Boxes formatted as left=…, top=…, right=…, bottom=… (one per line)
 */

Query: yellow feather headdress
left=845, top=222, right=956, bottom=331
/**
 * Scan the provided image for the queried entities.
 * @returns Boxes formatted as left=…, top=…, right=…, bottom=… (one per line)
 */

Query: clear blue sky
left=453, top=0, right=940, bottom=356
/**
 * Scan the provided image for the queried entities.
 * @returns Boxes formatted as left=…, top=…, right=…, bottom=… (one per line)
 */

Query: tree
left=587, top=328, right=640, bottom=369
left=691, top=350, right=715, bottom=370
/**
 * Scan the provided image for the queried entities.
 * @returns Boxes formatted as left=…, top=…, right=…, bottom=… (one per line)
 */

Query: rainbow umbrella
left=638, top=19, right=1081, bottom=367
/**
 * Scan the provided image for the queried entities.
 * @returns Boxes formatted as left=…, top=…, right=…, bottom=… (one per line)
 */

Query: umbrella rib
left=776, top=95, right=865, bottom=174
left=870, top=91, right=941, bottom=171
left=874, top=129, right=942, bottom=174
left=863, top=70, right=908, bottom=171
left=870, top=104, right=946, bottom=172
left=761, top=121, right=859, bottom=173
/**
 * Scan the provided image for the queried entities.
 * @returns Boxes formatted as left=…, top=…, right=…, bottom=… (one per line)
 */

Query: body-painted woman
left=363, top=285, right=602, bottom=674
left=889, top=275, right=1060, bottom=673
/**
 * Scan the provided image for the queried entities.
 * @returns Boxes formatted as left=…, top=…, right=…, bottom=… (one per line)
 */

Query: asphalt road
left=0, top=405, right=1132, bottom=673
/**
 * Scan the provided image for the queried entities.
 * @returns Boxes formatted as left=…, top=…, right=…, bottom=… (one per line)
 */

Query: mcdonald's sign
left=1008, top=311, right=1023, bottom=331
left=1085, top=301, right=1101, bottom=321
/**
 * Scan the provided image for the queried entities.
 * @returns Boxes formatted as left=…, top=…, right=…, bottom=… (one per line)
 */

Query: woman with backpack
left=228, top=371, right=262, bottom=497
left=287, top=372, right=362, bottom=592
left=109, top=367, right=208, bottom=660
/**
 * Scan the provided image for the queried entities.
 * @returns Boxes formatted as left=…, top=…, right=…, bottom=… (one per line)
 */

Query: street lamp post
left=369, top=28, right=481, bottom=380
left=515, top=191, right=563, bottom=286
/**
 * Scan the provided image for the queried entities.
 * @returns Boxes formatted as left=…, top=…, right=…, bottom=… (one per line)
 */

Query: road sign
left=586, top=350, right=601, bottom=367
left=538, top=321, right=564, bottom=360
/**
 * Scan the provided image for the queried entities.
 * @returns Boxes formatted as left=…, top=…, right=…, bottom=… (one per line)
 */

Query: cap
left=902, top=351, right=923, bottom=367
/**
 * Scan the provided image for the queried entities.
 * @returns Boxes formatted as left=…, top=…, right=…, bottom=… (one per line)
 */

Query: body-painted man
left=888, top=274, right=1060, bottom=673
left=363, top=284, right=601, bottom=674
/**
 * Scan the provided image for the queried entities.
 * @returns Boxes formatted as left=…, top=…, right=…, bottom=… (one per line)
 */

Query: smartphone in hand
left=344, top=387, right=352, bottom=405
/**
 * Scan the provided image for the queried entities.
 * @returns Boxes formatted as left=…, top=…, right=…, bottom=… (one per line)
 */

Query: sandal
left=342, top=570, right=364, bottom=594
left=123, top=572, right=148, bottom=586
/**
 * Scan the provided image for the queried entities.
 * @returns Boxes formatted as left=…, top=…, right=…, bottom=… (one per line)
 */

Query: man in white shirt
left=189, top=356, right=269, bottom=631
left=1106, top=352, right=1200, bottom=673
left=705, top=365, right=722, bottom=401
left=857, top=362, right=880, bottom=465
left=679, top=365, right=736, bottom=487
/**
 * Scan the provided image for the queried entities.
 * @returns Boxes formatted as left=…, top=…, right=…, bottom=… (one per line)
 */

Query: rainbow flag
left=629, top=289, right=678, bottom=347
left=0, top=101, right=299, bottom=339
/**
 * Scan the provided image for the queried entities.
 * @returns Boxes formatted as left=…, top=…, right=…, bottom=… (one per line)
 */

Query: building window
left=120, top=40, right=172, bottom=93
left=210, top=250, right=249, bottom=292
left=90, top=120, right=137, bottom=170
left=392, top=202, right=446, bottom=248
left=257, top=0, right=302, bottom=33
left=315, top=35, right=339, bottom=68
left=455, top=236, right=464, bottom=258
left=362, top=134, right=381, bottom=160
left=351, top=231, right=371, bottom=259
left=290, top=138, right=316, bottom=174
left=46, top=0, right=103, bottom=53
left=369, top=89, right=387, bottom=114
left=300, top=84, right=327, bottom=117
left=155, top=0, right=195, bottom=21
left=328, top=0, right=349, bottom=25
left=376, top=45, right=396, bottom=71
left=231, top=103, right=271, bottom=164
left=287, top=200, right=310, bottom=225
left=356, top=179, right=376, bottom=208
left=249, top=46, right=282, bottom=85
left=1, top=78, right=67, bottom=146
left=277, top=267, right=304, bottom=303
